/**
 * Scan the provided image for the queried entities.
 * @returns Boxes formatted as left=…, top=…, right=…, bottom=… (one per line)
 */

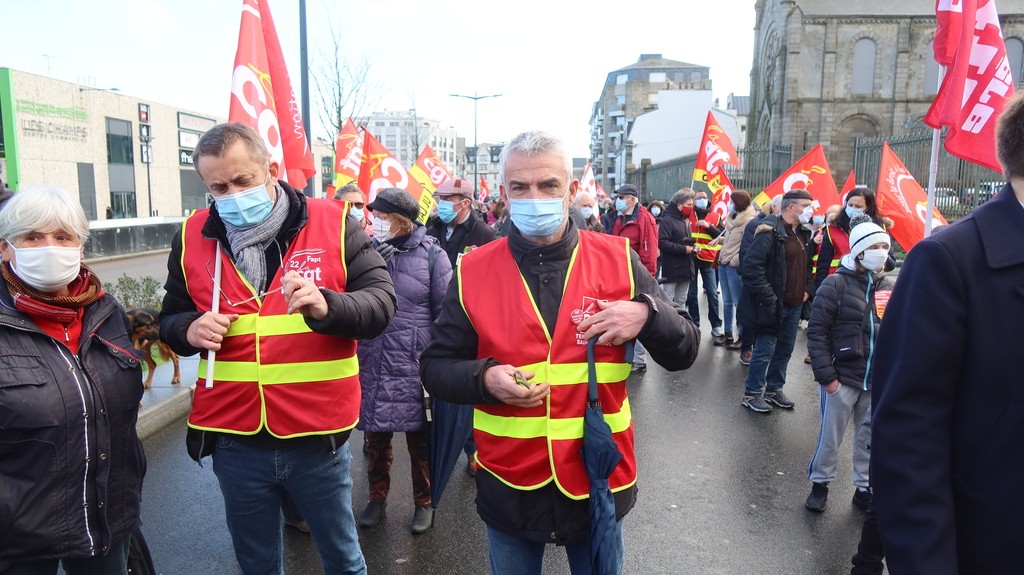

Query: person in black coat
left=870, top=92, right=1024, bottom=575
left=658, top=189, right=696, bottom=308
left=426, top=177, right=498, bottom=270
left=737, top=190, right=815, bottom=413
left=734, top=196, right=780, bottom=363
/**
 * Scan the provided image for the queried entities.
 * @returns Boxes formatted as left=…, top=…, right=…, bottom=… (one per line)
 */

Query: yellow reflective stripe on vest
left=474, top=399, right=632, bottom=440
left=197, top=356, right=359, bottom=384
left=225, top=313, right=312, bottom=337
left=515, top=362, right=631, bottom=386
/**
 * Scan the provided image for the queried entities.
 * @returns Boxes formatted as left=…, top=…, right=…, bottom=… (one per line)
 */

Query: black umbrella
left=583, top=336, right=631, bottom=575
left=426, top=391, right=475, bottom=509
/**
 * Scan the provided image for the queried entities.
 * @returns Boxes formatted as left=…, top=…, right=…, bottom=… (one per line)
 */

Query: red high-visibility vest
left=691, top=210, right=722, bottom=263
left=813, top=225, right=850, bottom=276
left=181, top=198, right=361, bottom=438
left=458, top=231, right=638, bottom=499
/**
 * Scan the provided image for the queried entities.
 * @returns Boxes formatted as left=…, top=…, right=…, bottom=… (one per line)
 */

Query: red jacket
left=611, top=206, right=659, bottom=276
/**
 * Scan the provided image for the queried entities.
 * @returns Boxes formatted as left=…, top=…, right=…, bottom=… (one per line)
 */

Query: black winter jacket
left=0, top=279, right=146, bottom=569
left=426, top=210, right=497, bottom=269
left=658, top=204, right=695, bottom=282
left=159, top=182, right=397, bottom=459
left=806, top=266, right=895, bottom=390
left=419, top=222, right=700, bottom=545
left=737, top=215, right=814, bottom=334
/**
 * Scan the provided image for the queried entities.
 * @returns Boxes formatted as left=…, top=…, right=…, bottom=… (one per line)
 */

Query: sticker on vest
left=285, top=248, right=328, bottom=283
left=570, top=296, right=607, bottom=345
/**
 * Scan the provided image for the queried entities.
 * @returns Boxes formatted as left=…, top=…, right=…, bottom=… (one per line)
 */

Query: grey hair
left=574, top=191, right=595, bottom=204
left=671, top=189, right=696, bottom=205
left=781, top=197, right=800, bottom=212
left=498, top=131, right=573, bottom=184
left=192, top=123, right=270, bottom=179
left=770, top=194, right=784, bottom=214
left=334, top=183, right=365, bottom=201
left=0, top=186, right=90, bottom=245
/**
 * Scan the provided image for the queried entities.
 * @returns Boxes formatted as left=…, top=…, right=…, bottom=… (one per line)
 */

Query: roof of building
left=614, top=54, right=707, bottom=72
left=728, top=95, right=751, bottom=116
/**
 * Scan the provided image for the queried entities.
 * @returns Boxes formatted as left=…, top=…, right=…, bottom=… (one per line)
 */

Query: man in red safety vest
left=420, top=130, right=699, bottom=574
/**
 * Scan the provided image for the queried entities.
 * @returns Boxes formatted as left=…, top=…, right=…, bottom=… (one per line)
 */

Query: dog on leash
left=126, top=308, right=181, bottom=389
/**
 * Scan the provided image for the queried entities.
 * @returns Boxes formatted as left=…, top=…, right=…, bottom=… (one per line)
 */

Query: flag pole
left=205, top=241, right=223, bottom=389
left=925, top=66, right=946, bottom=239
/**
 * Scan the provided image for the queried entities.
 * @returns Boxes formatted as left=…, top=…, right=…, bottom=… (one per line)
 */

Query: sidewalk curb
left=137, top=386, right=193, bottom=441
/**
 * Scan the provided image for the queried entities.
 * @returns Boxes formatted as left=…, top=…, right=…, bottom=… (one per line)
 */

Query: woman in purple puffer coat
left=356, top=188, right=453, bottom=535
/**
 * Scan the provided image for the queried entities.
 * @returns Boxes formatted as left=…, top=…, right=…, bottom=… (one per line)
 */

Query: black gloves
left=375, top=242, right=399, bottom=263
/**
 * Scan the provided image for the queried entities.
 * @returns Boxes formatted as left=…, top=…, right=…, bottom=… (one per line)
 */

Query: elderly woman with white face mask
left=0, top=187, right=146, bottom=574
left=803, top=217, right=895, bottom=516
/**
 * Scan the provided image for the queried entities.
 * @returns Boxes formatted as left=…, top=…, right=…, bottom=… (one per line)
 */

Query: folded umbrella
left=583, top=336, right=631, bottom=575
left=425, top=389, right=475, bottom=509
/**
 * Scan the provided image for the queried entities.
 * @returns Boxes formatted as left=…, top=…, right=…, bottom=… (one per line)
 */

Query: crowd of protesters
left=5, top=91, right=1024, bottom=575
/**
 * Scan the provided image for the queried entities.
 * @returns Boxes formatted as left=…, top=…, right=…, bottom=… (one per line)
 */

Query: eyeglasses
left=205, top=252, right=285, bottom=307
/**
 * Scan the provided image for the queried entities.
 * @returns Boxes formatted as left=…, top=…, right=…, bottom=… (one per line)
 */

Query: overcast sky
left=1, top=0, right=756, bottom=159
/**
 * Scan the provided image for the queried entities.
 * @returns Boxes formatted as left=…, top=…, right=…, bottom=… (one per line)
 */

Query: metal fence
left=633, top=144, right=793, bottom=203
left=853, top=129, right=1003, bottom=221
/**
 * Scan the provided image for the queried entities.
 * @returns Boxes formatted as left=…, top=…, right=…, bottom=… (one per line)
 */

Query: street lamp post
left=449, top=92, right=502, bottom=196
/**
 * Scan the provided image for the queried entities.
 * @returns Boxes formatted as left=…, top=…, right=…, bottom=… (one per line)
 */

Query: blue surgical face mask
left=580, top=206, right=594, bottom=219
left=846, top=206, right=865, bottom=220
left=614, top=198, right=628, bottom=213
left=350, top=207, right=364, bottom=222
left=437, top=199, right=458, bottom=224
left=509, top=198, right=565, bottom=237
left=214, top=176, right=273, bottom=227
left=651, top=207, right=662, bottom=217
left=728, top=201, right=736, bottom=214
left=812, top=215, right=825, bottom=225
left=696, top=198, right=709, bottom=210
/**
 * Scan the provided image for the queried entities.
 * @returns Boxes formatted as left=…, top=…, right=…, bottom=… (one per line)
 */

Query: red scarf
left=3, top=263, right=104, bottom=350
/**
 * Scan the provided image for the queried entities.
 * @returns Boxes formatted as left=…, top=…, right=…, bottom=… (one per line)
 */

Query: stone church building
left=748, top=0, right=1024, bottom=176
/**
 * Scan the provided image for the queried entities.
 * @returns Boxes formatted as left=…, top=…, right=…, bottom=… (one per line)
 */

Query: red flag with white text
left=925, top=0, right=1015, bottom=173
left=409, top=144, right=452, bottom=223
left=333, top=118, right=363, bottom=188
left=692, top=111, right=740, bottom=190
left=876, top=142, right=949, bottom=251
left=229, top=0, right=315, bottom=188
left=580, top=163, right=598, bottom=199
left=754, top=144, right=841, bottom=214
left=478, top=177, right=491, bottom=202
left=707, top=169, right=736, bottom=220
left=357, top=131, right=424, bottom=206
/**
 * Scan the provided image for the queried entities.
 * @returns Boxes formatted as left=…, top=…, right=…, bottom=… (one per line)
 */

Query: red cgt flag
left=408, top=144, right=452, bottom=224
left=333, top=118, right=363, bottom=188
left=692, top=111, right=740, bottom=191
left=876, top=142, right=949, bottom=251
left=579, top=163, right=598, bottom=198
left=707, top=169, right=736, bottom=221
left=840, top=170, right=857, bottom=201
left=229, top=0, right=315, bottom=189
left=478, top=176, right=491, bottom=202
left=925, top=0, right=1015, bottom=173
left=357, top=131, right=424, bottom=206
left=755, top=144, right=842, bottom=215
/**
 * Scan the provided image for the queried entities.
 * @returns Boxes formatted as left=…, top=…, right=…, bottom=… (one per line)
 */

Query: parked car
left=933, top=187, right=960, bottom=212
left=962, top=181, right=1003, bottom=204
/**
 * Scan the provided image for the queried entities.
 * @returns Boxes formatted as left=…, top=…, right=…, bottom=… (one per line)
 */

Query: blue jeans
left=686, top=266, right=722, bottom=330
left=718, top=265, right=742, bottom=337
left=743, top=304, right=802, bottom=395
left=1, top=537, right=129, bottom=575
left=486, top=521, right=624, bottom=575
left=212, top=436, right=366, bottom=575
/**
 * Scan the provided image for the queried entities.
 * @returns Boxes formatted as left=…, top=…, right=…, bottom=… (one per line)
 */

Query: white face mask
left=10, top=244, right=82, bottom=292
left=350, top=207, right=365, bottom=222
left=859, top=248, right=889, bottom=271
left=371, top=217, right=394, bottom=241
left=799, top=205, right=814, bottom=225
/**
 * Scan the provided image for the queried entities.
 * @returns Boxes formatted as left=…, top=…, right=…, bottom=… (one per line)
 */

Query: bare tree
left=311, top=16, right=382, bottom=143
left=403, top=104, right=433, bottom=158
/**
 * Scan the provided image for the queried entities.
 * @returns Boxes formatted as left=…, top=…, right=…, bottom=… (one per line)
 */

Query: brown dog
left=127, top=308, right=181, bottom=389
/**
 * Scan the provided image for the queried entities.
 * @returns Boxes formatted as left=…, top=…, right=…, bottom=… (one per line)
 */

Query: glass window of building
left=852, top=38, right=876, bottom=94
left=1006, top=37, right=1024, bottom=87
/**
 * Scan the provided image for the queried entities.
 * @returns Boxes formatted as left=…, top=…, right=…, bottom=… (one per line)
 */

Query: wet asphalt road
left=138, top=315, right=880, bottom=575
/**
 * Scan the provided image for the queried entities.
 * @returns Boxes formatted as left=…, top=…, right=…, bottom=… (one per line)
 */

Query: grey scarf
left=222, top=185, right=291, bottom=293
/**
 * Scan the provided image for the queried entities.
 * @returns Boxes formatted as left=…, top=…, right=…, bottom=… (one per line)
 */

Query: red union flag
left=692, top=111, right=740, bottom=189
left=229, top=0, right=315, bottom=189
left=478, top=176, right=491, bottom=202
left=877, top=142, right=949, bottom=251
left=708, top=169, right=736, bottom=220
left=934, top=0, right=965, bottom=66
left=408, top=145, right=451, bottom=224
left=333, top=118, right=363, bottom=187
left=579, top=163, right=598, bottom=198
left=755, top=144, right=841, bottom=214
left=925, top=0, right=1015, bottom=173
left=357, top=131, right=424, bottom=206
left=840, top=170, right=857, bottom=202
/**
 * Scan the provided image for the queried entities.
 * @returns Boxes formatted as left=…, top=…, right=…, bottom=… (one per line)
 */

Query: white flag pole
left=205, top=241, right=222, bottom=389
left=925, top=66, right=947, bottom=239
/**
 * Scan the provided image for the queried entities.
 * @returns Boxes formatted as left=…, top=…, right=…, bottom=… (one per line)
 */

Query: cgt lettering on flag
left=961, top=3, right=1015, bottom=135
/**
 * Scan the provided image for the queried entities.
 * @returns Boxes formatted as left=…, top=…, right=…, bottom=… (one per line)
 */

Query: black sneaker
left=742, top=394, right=773, bottom=413
left=765, top=389, right=795, bottom=409
left=852, top=488, right=873, bottom=511
left=805, top=482, right=829, bottom=512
